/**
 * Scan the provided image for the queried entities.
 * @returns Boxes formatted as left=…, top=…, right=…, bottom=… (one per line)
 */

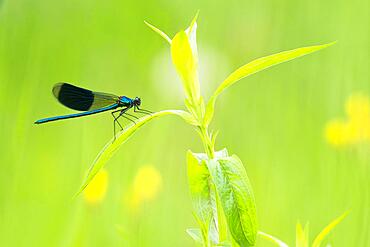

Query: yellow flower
left=128, top=165, right=162, bottom=210
left=345, top=94, right=370, bottom=120
left=325, top=93, right=370, bottom=147
left=83, top=169, right=108, bottom=204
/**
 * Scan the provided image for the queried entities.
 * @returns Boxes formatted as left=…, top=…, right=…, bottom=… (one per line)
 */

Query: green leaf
left=187, top=149, right=229, bottom=245
left=212, top=149, right=229, bottom=244
left=210, top=130, right=219, bottom=151
left=312, top=211, right=348, bottom=247
left=187, top=151, right=213, bottom=230
left=296, top=222, right=309, bottom=247
left=76, top=110, right=192, bottom=196
left=171, top=30, right=201, bottom=103
left=185, top=11, right=199, bottom=69
left=170, top=12, right=203, bottom=111
left=148, top=12, right=203, bottom=120
left=204, top=42, right=336, bottom=126
left=186, top=228, right=204, bottom=245
left=207, top=155, right=257, bottom=246
left=144, top=20, right=172, bottom=44
left=258, top=231, right=289, bottom=247
left=214, top=187, right=227, bottom=243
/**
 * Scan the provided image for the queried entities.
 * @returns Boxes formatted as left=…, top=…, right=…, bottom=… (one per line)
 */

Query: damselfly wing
left=52, top=83, right=121, bottom=111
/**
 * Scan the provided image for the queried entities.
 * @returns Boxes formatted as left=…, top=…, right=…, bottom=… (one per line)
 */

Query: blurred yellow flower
left=83, top=169, right=108, bottom=204
left=325, top=93, right=370, bottom=147
left=128, top=165, right=162, bottom=210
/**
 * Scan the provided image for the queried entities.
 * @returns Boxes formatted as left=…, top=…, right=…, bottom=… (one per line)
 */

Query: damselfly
left=35, top=83, right=152, bottom=139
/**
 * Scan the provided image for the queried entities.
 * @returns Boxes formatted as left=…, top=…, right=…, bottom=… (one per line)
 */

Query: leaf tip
left=338, top=209, right=350, bottom=221
left=312, top=211, right=349, bottom=247
left=145, top=20, right=172, bottom=44
left=194, top=9, right=200, bottom=21
left=144, top=20, right=154, bottom=30
left=323, top=41, right=338, bottom=48
left=312, top=41, right=337, bottom=52
left=188, top=10, right=200, bottom=31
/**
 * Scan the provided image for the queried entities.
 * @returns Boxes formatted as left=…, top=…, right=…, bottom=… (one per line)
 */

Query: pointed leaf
left=187, top=148, right=229, bottom=245
left=185, top=11, right=199, bottom=66
left=204, top=42, right=336, bottom=126
left=171, top=30, right=201, bottom=102
left=207, top=155, right=257, bottom=246
left=296, top=223, right=309, bottom=247
left=77, top=110, right=193, bottom=195
left=144, top=21, right=172, bottom=44
left=187, top=151, right=213, bottom=227
left=312, top=211, right=348, bottom=247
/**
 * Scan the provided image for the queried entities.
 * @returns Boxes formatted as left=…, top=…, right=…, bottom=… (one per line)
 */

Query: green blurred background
left=0, top=0, right=369, bottom=246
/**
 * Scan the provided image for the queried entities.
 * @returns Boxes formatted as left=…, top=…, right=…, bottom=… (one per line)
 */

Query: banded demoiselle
left=35, top=83, right=152, bottom=138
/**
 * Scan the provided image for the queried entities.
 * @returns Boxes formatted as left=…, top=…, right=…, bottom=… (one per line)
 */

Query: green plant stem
left=194, top=100, right=228, bottom=246
left=199, top=126, right=214, bottom=159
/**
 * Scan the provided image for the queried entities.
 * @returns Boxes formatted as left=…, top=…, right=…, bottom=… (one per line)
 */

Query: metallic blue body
left=35, top=103, right=120, bottom=124
left=119, top=96, right=133, bottom=106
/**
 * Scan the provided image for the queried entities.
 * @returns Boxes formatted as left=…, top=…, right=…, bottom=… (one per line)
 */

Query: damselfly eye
left=135, top=97, right=141, bottom=106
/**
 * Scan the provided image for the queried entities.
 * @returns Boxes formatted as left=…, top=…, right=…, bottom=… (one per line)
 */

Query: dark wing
left=52, top=83, right=119, bottom=111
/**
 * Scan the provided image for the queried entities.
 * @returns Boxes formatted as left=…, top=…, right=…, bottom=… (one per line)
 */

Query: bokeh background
left=0, top=0, right=369, bottom=246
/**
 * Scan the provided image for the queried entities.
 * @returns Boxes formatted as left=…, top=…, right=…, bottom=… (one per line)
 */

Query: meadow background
left=0, top=0, right=369, bottom=246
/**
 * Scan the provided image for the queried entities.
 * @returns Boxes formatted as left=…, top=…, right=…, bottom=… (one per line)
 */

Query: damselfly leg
left=112, top=109, right=124, bottom=141
left=124, top=112, right=139, bottom=120
left=111, top=108, right=138, bottom=141
left=134, top=106, right=153, bottom=115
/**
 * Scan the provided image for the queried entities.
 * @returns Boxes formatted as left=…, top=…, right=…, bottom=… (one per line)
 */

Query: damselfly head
left=133, top=97, right=141, bottom=106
